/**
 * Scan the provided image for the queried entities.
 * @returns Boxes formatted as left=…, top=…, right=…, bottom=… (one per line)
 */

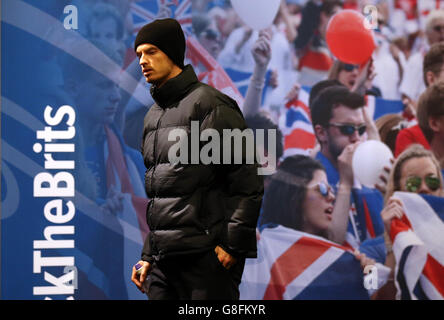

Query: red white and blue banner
left=280, top=87, right=316, bottom=157
left=390, top=192, right=444, bottom=300
left=240, top=225, right=383, bottom=300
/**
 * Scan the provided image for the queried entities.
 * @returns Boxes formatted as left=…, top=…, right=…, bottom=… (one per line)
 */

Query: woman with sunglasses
left=374, top=144, right=443, bottom=299
left=383, top=144, right=443, bottom=227
left=328, top=61, right=360, bottom=91
left=259, top=155, right=376, bottom=268
left=328, top=60, right=378, bottom=95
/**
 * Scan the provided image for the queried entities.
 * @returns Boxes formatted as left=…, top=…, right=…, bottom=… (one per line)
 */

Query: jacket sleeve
left=141, top=231, right=154, bottom=264
left=200, top=103, right=264, bottom=258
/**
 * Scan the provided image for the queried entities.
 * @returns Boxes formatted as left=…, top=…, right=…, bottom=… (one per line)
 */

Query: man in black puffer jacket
left=130, top=18, right=264, bottom=300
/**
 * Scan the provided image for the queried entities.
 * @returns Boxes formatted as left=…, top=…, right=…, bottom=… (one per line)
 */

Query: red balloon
left=326, top=10, right=376, bottom=65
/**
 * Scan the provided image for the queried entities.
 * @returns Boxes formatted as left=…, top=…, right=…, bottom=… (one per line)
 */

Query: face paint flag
left=390, top=192, right=444, bottom=300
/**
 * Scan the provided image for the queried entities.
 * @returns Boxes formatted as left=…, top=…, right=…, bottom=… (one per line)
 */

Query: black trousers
left=146, top=249, right=245, bottom=300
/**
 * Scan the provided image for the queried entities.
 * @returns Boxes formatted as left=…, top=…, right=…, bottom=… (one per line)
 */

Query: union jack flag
left=390, top=192, right=444, bottom=300
left=131, top=0, right=192, bottom=35
left=240, top=225, right=379, bottom=300
left=280, top=87, right=316, bottom=158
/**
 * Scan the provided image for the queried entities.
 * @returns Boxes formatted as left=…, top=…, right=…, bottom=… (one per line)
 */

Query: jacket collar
left=150, top=64, right=199, bottom=108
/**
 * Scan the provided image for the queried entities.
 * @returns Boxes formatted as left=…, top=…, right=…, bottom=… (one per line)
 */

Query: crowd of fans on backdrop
left=48, top=0, right=444, bottom=299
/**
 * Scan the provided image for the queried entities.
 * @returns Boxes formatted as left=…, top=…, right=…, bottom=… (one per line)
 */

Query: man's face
left=323, top=104, right=366, bottom=160
left=75, top=71, right=121, bottom=125
left=427, top=18, right=444, bottom=45
left=136, top=43, right=177, bottom=87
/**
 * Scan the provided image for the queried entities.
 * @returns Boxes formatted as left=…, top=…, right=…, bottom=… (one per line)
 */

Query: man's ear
left=314, top=124, right=328, bottom=145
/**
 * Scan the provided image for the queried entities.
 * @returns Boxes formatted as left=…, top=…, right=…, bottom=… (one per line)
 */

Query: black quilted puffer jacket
left=140, top=65, right=264, bottom=263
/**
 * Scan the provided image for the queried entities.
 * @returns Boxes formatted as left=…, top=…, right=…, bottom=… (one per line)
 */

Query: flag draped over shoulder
left=239, top=225, right=370, bottom=300
left=390, top=192, right=444, bottom=300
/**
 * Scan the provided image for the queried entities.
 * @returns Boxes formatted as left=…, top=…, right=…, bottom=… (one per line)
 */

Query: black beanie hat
left=134, top=18, right=185, bottom=69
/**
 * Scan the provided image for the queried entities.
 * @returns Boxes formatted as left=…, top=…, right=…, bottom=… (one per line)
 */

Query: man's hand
left=131, top=260, right=151, bottom=293
left=214, top=246, right=237, bottom=270
left=337, top=142, right=360, bottom=187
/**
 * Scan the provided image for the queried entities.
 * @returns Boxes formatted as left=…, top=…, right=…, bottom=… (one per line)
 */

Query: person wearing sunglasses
left=260, top=155, right=337, bottom=239
left=384, top=144, right=443, bottom=206
left=326, top=60, right=381, bottom=142
left=257, top=155, right=381, bottom=298
left=310, top=85, right=385, bottom=247
left=260, top=155, right=378, bottom=258
left=328, top=61, right=360, bottom=90
left=376, top=144, right=444, bottom=299
left=382, top=144, right=443, bottom=233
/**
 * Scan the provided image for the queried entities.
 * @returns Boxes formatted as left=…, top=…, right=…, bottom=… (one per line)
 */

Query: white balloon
left=352, top=140, right=393, bottom=188
left=231, top=0, right=281, bottom=31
